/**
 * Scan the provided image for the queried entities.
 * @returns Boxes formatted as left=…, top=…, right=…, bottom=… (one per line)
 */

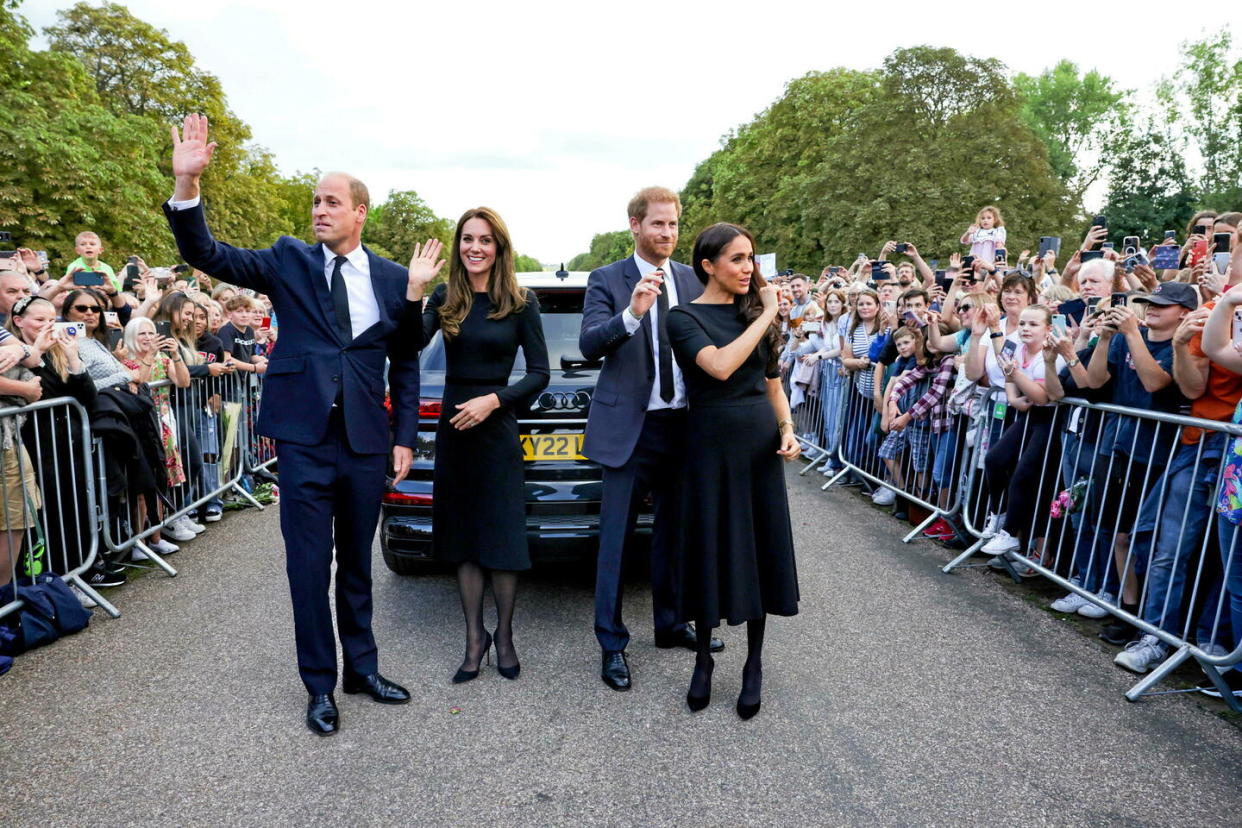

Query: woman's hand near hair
left=695, top=287, right=779, bottom=381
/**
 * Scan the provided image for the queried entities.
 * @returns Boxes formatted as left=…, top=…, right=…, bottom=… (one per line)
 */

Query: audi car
left=381, top=270, right=653, bottom=574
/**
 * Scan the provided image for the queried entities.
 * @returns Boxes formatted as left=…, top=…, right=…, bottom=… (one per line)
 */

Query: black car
left=381, top=271, right=653, bottom=574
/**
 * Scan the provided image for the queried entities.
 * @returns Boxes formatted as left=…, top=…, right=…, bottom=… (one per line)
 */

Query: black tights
left=455, top=562, right=519, bottom=672
left=689, top=617, right=766, bottom=703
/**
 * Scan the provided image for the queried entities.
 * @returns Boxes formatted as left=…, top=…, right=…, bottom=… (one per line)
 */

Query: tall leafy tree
left=567, top=230, right=632, bottom=271
left=1100, top=127, right=1197, bottom=242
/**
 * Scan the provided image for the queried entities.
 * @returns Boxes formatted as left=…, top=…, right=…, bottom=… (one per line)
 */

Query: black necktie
left=655, top=267, right=674, bottom=403
left=330, top=255, right=352, bottom=342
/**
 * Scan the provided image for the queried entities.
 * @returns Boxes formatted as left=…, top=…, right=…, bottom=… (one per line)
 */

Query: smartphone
left=36, top=251, right=48, bottom=266
left=1193, top=224, right=1208, bottom=236
left=995, top=248, right=1007, bottom=262
left=1215, top=252, right=1232, bottom=274
left=871, top=261, right=889, bottom=280
left=1164, top=230, right=1177, bottom=241
left=0, top=251, right=16, bottom=259
left=53, top=321, right=86, bottom=339
left=1059, top=299, right=1087, bottom=325
left=961, top=255, right=975, bottom=270
left=104, top=311, right=119, bottom=327
left=929, top=301, right=942, bottom=313
left=1110, top=292, right=1128, bottom=308
left=902, top=310, right=924, bottom=326
left=883, top=300, right=897, bottom=314
left=934, top=273, right=951, bottom=292
left=261, top=316, right=272, bottom=329
left=107, top=329, right=123, bottom=351
left=1000, top=340, right=1018, bottom=360
left=1123, top=236, right=1140, bottom=252
left=1190, top=235, right=1209, bottom=266
left=73, top=270, right=105, bottom=287
left=1080, top=250, right=1104, bottom=262
left=1092, top=215, right=1108, bottom=228
left=1038, top=236, right=1061, bottom=257
left=928, top=259, right=939, bottom=269
left=155, top=320, right=173, bottom=339
left=1087, top=296, right=1101, bottom=310
left=172, top=264, right=190, bottom=275
left=1214, top=232, right=1233, bottom=253
left=1101, top=242, right=1115, bottom=250
left=894, top=242, right=909, bottom=254
left=1150, top=245, right=1181, bottom=270
left=1052, top=314, right=1068, bottom=336
left=828, top=266, right=842, bottom=275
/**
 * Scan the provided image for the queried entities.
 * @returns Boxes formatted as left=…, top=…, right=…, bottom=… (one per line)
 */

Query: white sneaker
left=982, top=530, right=1020, bottom=554
left=70, top=583, right=97, bottom=609
left=204, top=509, right=223, bottom=523
left=143, top=538, right=180, bottom=557
left=164, top=521, right=196, bottom=542
left=179, top=516, right=207, bottom=534
left=1051, top=592, right=1090, bottom=613
left=1114, top=634, right=1169, bottom=673
left=871, top=487, right=896, bottom=506
left=981, top=512, right=1006, bottom=539
left=1077, top=592, right=1114, bottom=619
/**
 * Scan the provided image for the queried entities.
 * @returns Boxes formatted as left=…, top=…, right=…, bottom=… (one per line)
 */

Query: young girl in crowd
left=806, top=289, right=849, bottom=473
left=980, top=306, right=1067, bottom=573
left=839, top=288, right=882, bottom=474
left=960, top=206, right=1007, bottom=264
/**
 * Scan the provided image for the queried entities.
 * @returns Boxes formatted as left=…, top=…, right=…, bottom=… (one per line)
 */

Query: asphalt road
left=2, top=468, right=1240, bottom=826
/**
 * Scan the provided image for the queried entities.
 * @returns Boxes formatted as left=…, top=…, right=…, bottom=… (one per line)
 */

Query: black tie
left=655, top=267, right=674, bottom=403
left=330, top=255, right=352, bottom=342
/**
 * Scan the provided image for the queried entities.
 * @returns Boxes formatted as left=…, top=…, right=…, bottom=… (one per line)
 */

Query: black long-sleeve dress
left=666, top=301, right=799, bottom=626
left=421, top=284, right=550, bottom=570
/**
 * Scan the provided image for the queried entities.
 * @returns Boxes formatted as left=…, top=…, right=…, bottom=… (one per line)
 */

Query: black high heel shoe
left=493, top=630, right=521, bottom=680
left=686, top=657, right=714, bottom=712
left=451, top=631, right=492, bottom=684
left=736, top=668, right=762, bottom=720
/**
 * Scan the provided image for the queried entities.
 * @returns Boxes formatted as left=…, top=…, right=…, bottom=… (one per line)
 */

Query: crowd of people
left=0, top=233, right=279, bottom=614
left=772, top=206, right=1242, bottom=697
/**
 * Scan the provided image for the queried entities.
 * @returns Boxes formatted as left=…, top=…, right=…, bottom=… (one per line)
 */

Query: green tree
left=363, top=189, right=453, bottom=265
left=1014, top=60, right=1130, bottom=203
left=1100, top=127, right=1197, bottom=242
left=514, top=254, right=542, bottom=272
left=1162, top=32, right=1242, bottom=208
left=567, top=230, right=632, bottom=271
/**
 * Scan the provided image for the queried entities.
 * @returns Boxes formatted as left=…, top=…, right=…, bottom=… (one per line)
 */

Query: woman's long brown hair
left=438, top=207, right=528, bottom=340
left=690, top=223, right=784, bottom=368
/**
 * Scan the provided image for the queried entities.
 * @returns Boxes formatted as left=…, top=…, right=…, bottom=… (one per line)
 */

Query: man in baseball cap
left=1131, top=281, right=1199, bottom=310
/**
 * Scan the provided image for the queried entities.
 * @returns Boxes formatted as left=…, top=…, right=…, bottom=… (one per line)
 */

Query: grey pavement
left=2, top=469, right=1240, bottom=826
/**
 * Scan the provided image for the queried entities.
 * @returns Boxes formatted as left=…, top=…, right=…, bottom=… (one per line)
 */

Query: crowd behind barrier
left=0, top=239, right=281, bottom=675
left=774, top=206, right=1242, bottom=710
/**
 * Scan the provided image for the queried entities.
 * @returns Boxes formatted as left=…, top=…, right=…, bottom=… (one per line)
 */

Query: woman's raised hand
left=407, top=239, right=446, bottom=300
left=759, top=284, right=780, bottom=314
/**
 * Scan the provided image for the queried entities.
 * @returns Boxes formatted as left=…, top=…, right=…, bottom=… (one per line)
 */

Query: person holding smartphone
left=61, top=231, right=119, bottom=293
left=979, top=307, right=1067, bottom=574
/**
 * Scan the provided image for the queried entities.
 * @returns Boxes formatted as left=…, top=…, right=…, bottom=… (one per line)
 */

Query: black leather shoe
left=601, top=650, right=631, bottom=691
left=655, top=623, right=725, bottom=653
left=342, top=672, right=411, bottom=705
left=306, top=694, right=339, bottom=736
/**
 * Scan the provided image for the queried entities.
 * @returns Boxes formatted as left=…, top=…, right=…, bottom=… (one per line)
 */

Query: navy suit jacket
left=579, top=256, right=702, bottom=468
left=163, top=203, right=420, bottom=456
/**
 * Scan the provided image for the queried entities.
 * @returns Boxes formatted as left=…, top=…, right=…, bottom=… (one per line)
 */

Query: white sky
left=20, top=0, right=1226, bottom=263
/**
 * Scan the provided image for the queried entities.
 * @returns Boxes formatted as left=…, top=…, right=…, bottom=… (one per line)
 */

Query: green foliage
left=1014, top=60, right=1130, bottom=200
left=566, top=230, right=632, bottom=271
left=363, top=189, right=454, bottom=265
left=514, top=254, right=543, bottom=272
left=1163, top=32, right=1242, bottom=209
left=1101, top=128, right=1197, bottom=243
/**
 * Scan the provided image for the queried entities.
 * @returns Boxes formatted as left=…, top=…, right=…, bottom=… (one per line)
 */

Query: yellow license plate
left=522, top=433, right=585, bottom=461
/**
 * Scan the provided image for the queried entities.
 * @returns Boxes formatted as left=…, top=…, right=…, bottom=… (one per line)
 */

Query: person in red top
left=1113, top=260, right=1242, bottom=673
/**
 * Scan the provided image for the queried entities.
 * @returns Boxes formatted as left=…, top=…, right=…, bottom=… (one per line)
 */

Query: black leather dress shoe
left=601, top=650, right=631, bottom=691
left=306, top=694, right=339, bottom=736
left=655, top=623, right=725, bottom=653
left=342, top=672, right=411, bottom=704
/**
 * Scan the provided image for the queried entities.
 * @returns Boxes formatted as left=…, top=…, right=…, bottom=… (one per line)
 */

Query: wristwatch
left=989, top=332, right=1004, bottom=339
left=1066, top=357, right=1080, bottom=368
left=19, top=344, right=31, bottom=361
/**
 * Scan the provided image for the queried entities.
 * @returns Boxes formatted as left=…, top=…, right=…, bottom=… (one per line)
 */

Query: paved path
left=2, top=470, right=1239, bottom=826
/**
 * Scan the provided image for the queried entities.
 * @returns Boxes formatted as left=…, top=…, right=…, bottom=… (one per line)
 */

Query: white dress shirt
left=167, top=194, right=380, bottom=339
left=620, top=253, right=686, bottom=411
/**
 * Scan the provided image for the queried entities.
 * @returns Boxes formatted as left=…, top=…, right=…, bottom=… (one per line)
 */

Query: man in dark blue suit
left=579, top=186, right=723, bottom=692
left=163, top=114, right=444, bottom=735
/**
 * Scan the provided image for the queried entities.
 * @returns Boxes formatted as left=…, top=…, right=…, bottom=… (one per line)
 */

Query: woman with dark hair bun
left=665, top=222, right=800, bottom=721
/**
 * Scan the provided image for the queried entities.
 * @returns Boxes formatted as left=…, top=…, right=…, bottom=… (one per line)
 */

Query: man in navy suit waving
left=163, top=114, right=444, bottom=735
left=579, top=186, right=724, bottom=692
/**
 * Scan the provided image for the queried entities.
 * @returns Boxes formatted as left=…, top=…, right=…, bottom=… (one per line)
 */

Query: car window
left=419, top=288, right=588, bottom=371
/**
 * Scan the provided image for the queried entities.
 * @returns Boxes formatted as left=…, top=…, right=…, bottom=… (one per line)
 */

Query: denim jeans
left=1132, top=435, right=1224, bottom=639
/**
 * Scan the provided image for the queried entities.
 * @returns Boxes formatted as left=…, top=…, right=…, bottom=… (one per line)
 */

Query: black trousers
left=275, top=409, right=386, bottom=695
left=984, top=407, right=1059, bottom=541
left=594, top=408, right=687, bottom=652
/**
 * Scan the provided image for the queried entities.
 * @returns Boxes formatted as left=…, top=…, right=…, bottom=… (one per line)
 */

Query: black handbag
left=0, top=573, right=91, bottom=656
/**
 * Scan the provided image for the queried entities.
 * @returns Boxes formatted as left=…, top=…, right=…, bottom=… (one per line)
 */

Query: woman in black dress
left=408, top=207, right=550, bottom=683
left=665, top=222, right=800, bottom=720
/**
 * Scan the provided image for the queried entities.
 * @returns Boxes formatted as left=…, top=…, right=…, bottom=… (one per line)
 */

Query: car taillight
left=384, top=492, right=433, bottom=506
left=419, top=399, right=441, bottom=418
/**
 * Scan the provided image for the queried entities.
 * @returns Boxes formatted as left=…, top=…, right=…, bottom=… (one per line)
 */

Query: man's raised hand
left=406, top=239, right=446, bottom=301
left=171, top=113, right=217, bottom=199
left=629, top=269, right=664, bottom=319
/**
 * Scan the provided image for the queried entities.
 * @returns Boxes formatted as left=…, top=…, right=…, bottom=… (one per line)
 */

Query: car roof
left=517, top=271, right=591, bottom=289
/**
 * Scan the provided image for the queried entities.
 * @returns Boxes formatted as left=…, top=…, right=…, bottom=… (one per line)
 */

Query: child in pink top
left=960, top=205, right=1007, bottom=264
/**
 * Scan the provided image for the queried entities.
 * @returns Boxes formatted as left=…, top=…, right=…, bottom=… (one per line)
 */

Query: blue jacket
left=162, top=203, right=421, bottom=455
left=578, top=256, right=702, bottom=468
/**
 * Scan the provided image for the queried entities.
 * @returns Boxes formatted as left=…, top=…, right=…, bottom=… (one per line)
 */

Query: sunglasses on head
left=72, top=304, right=101, bottom=314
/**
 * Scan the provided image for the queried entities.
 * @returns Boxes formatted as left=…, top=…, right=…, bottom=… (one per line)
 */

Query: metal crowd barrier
left=0, top=396, right=111, bottom=620
left=97, top=371, right=268, bottom=576
left=816, top=360, right=1242, bottom=711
